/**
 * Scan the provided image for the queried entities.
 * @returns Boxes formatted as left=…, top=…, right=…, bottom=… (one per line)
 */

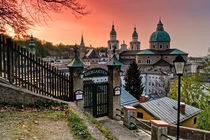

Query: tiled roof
left=137, top=50, right=155, bottom=55
left=84, top=49, right=100, bottom=59
left=120, top=50, right=139, bottom=56
left=153, top=59, right=171, bottom=66
left=67, top=56, right=85, bottom=68
left=121, top=87, right=140, bottom=106
left=106, top=55, right=124, bottom=66
left=140, top=97, right=201, bottom=124
left=170, top=49, right=188, bottom=55
left=137, top=49, right=188, bottom=55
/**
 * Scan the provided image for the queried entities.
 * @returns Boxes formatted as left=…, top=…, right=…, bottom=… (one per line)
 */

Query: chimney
left=140, top=96, right=148, bottom=103
left=180, top=102, right=185, bottom=114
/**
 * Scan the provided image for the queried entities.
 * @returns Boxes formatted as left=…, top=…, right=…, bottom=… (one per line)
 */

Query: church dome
left=149, top=20, right=170, bottom=42
left=110, top=25, right=116, bottom=35
left=132, top=27, right=138, bottom=37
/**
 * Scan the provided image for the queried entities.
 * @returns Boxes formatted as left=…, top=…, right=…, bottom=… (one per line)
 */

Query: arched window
left=147, top=59, right=151, bottom=64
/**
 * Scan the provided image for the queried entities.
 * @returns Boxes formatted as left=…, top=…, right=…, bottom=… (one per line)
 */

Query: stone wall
left=0, top=80, right=69, bottom=105
left=136, top=119, right=210, bottom=140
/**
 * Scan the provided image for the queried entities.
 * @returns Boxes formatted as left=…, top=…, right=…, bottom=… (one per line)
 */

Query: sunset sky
left=30, top=0, right=210, bottom=57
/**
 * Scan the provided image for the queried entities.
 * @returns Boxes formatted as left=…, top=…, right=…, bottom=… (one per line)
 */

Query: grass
left=68, top=108, right=96, bottom=140
left=84, top=112, right=118, bottom=140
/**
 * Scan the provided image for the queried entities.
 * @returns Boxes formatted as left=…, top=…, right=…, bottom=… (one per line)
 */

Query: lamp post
left=173, top=55, right=186, bottom=140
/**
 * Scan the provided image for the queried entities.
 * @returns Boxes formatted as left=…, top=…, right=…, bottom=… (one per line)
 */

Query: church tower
left=149, top=20, right=171, bottom=51
left=108, top=24, right=119, bottom=60
left=79, top=34, right=86, bottom=59
left=120, top=40, right=127, bottom=52
left=29, top=35, right=36, bottom=55
left=130, top=26, right=140, bottom=51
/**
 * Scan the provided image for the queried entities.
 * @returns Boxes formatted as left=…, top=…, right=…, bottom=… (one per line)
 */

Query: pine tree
left=124, top=61, right=144, bottom=100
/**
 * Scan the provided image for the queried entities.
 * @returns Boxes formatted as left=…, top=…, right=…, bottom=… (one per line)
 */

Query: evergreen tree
left=124, top=61, right=144, bottom=100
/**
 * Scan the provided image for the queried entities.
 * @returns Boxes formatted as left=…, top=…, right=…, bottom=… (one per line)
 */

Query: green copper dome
left=110, top=25, right=116, bottom=35
left=150, top=20, right=171, bottom=42
left=29, top=35, right=35, bottom=47
left=132, top=27, right=138, bottom=37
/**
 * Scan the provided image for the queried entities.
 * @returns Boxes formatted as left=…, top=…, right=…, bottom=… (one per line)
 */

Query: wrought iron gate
left=84, top=81, right=108, bottom=117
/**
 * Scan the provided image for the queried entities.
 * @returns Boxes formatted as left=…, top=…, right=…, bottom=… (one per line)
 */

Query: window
left=194, top=117, right=197, bottom=124
left=160, top=45, right=162, bottom=48
left=147, top=59, right=151, bottom=64
left=138, top=60, right=141, bottom=63
left=166, top=45, right=168, bottom=48
left=153, top=45, right=155, bottom=49
left=137, top=112, right=143, bottom=118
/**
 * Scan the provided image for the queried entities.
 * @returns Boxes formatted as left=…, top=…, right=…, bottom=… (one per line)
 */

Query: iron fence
left=0, top=34, right=72, bottom=101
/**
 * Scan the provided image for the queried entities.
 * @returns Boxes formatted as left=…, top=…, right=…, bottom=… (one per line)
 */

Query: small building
left=83, top=48, right=100, bottom=65
left=120, top=87, right=140, bottom=107
left=135, top=97, right=201, bottom=128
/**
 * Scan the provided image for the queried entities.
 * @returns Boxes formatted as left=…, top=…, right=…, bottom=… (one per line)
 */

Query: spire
left=80, top=34, right=85, bottom=46
left=157, top=19, right=164, bottom=31
left=110, top=24, right=116, bottom=35
left=132, top=25, right=138, bottom=37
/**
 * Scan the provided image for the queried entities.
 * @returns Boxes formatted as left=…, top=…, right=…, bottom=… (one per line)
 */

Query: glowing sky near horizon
left=30, top=0, right=210, bottom=57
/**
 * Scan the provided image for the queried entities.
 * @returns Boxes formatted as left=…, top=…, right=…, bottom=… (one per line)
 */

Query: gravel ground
left=0, top=111, right=74, bottom=140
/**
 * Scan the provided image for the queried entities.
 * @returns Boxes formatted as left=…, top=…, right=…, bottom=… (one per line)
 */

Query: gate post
left=67, top=47, right=85, bottom=110
left=107, top=49, right=123, bottom=120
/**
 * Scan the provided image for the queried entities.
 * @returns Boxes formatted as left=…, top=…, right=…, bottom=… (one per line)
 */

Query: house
left=120, top=87, right=140, bottom=107
left=135, top=97, right=201, bottom=128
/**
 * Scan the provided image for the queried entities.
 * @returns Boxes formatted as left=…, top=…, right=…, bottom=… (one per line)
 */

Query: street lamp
left=173, top=55, right=186, bottom=140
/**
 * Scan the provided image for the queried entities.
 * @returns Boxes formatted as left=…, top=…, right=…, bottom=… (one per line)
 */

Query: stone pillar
left=123, top=106, right=136, bottom=129
left=151, top=120, right=170, bottom=140
left=67, top=48, right=85, bottom=110
left=69, top=67, right=84, bottom=110
left=108, top=65, right=121, bottom=120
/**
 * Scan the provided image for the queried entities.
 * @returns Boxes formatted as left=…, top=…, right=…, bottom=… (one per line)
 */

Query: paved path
left=98, top=118, right=151, bottom=140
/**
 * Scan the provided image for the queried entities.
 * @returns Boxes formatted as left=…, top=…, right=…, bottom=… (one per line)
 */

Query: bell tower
left=130, top=26, right=140, bottom=50
left=108, top=24, right=119, bottom=60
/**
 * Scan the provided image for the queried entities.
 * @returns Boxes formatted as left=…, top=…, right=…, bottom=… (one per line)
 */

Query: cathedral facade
left=107, top=20, right=188, bottom=73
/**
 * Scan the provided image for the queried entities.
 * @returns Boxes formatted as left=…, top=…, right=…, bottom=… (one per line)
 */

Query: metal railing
left=0, top=34, right=73, bottom=101
left=130, top=122, right=151, bottom=135
left=130, top=116, right=151, bottom=129
left=161, top=134, right=174, bottom=140
left=116, top=108, right=124, bottom=119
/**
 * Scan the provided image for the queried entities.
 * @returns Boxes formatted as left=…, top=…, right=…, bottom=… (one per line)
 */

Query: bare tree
left=0, top=0, right=87, bottom=36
